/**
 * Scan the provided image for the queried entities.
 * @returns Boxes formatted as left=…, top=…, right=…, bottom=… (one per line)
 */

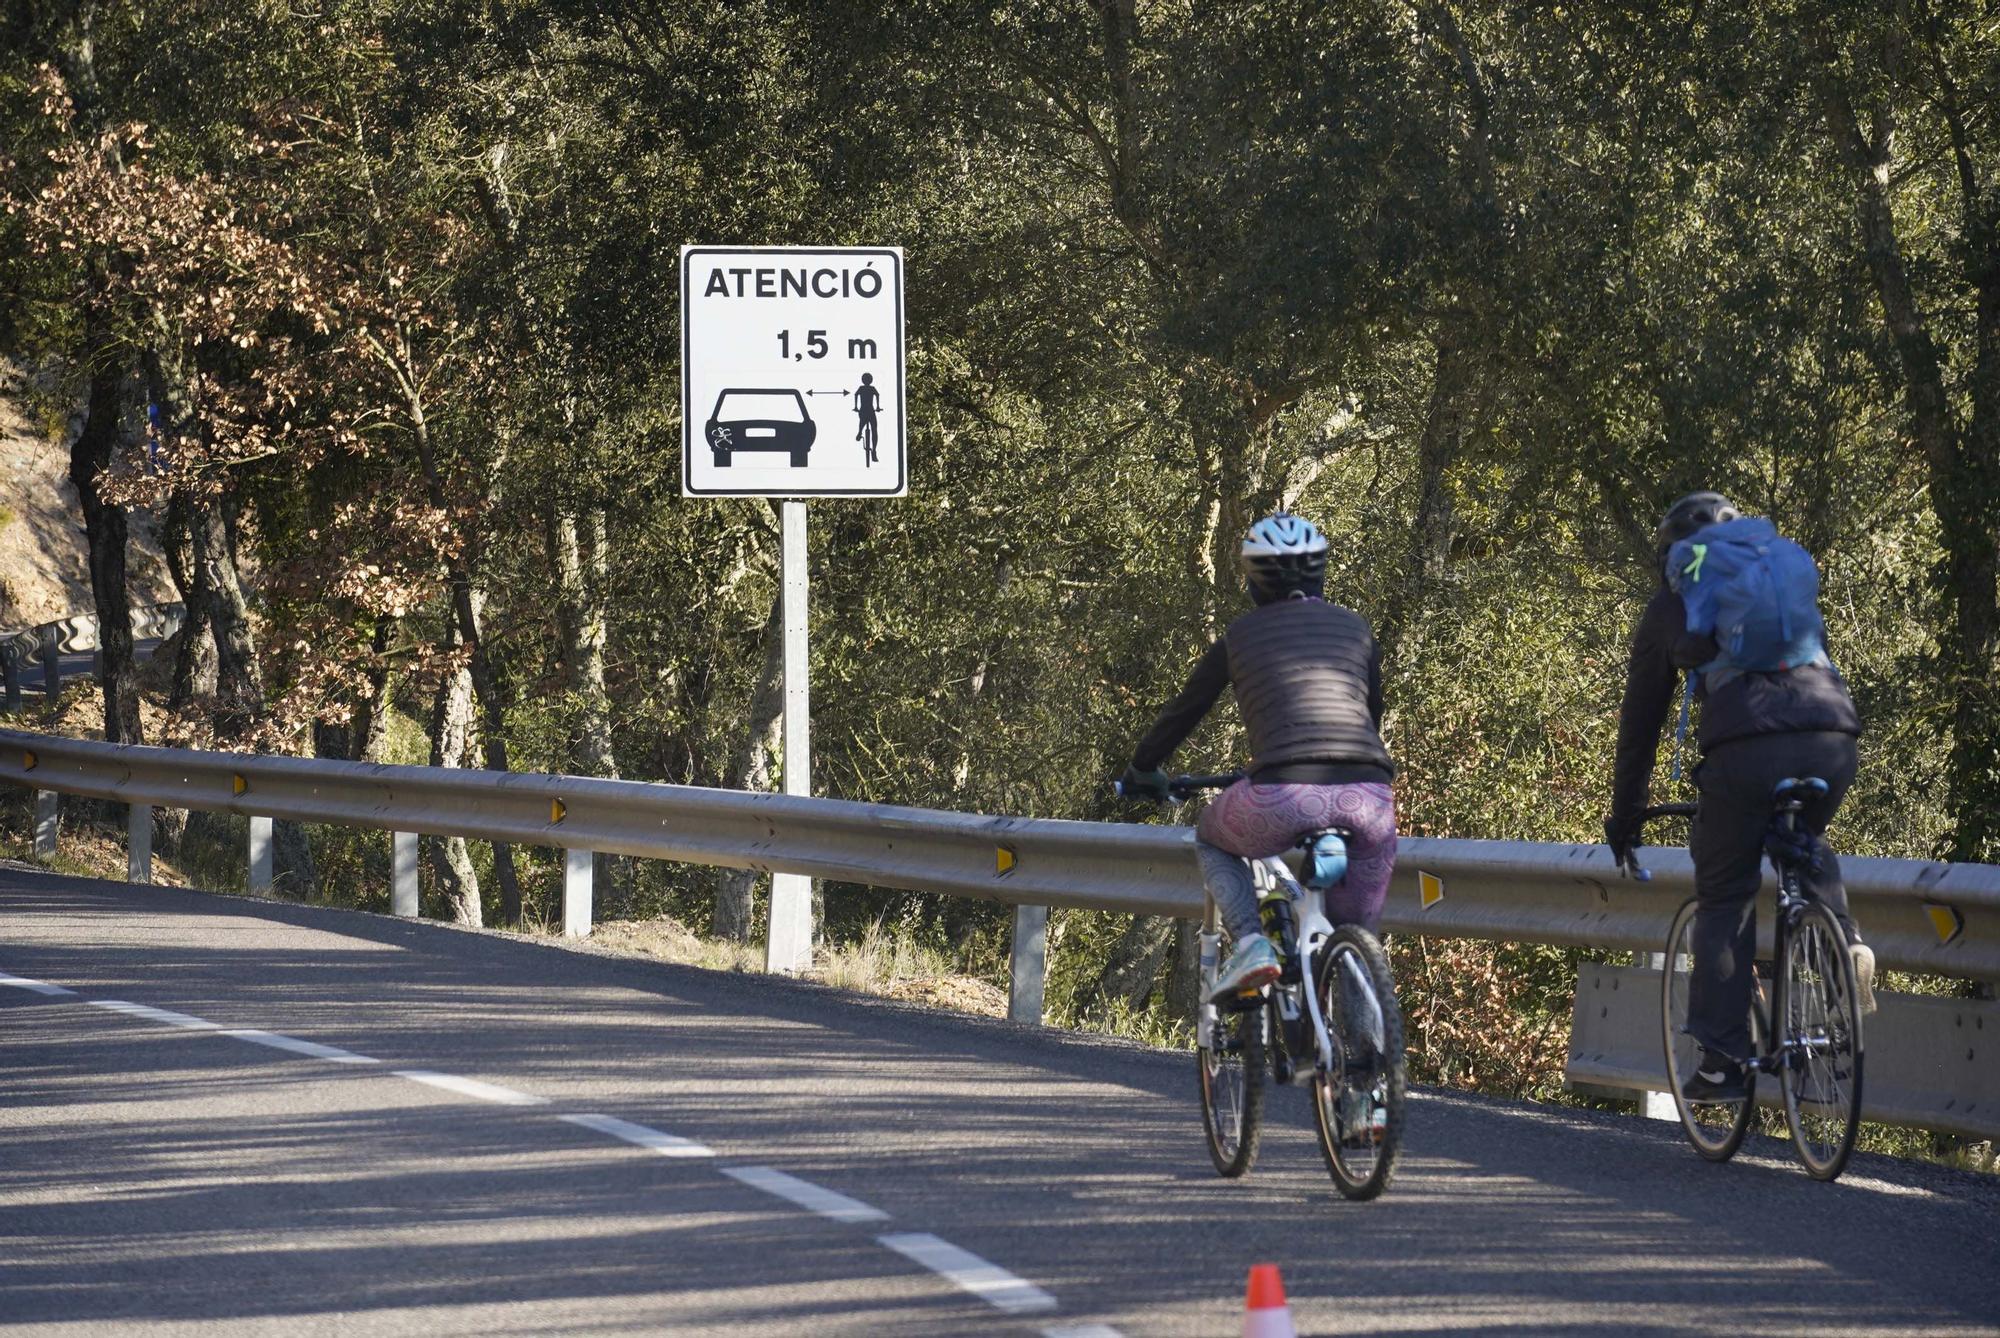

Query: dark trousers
left=1687, top=731, right=1860, bottom=1059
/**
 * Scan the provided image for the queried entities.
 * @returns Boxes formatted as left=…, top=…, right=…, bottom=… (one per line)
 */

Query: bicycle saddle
left=1772, top=776, right=1830, bottom=806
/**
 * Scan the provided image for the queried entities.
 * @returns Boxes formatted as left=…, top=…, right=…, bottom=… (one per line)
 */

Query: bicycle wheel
left=1779, top=901, right=1863, bottom=1181
left=1661, top=898, right=1756, bottom=1161
left=1310, top=926, right=1406, bottom=1200
left=1198, top=1001, right=1265, bottom=1177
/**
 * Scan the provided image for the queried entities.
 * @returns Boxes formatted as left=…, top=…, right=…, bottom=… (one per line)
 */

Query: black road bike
left=1622, top=777, right=1865, bottom=1181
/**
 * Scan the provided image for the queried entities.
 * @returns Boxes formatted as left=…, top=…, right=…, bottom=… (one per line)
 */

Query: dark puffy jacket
left=1610, top=585, right=1861, bottom=827
left=1132, top=596, right=1393, bottom=781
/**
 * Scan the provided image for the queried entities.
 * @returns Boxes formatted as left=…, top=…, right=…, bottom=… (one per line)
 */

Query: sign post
left=681, top=246, right=906, bottom=974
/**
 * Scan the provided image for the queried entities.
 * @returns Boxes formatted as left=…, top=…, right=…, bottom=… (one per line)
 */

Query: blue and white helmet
left=1241, top=513, right=1328, bottom=603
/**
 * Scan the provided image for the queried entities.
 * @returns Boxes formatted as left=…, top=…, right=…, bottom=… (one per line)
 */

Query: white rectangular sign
left=681, top=246, right=905, bottom=497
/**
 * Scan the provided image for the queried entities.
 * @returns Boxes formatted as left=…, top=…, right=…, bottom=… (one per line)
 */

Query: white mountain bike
left=1120, top=771, right=1408, bottom=1200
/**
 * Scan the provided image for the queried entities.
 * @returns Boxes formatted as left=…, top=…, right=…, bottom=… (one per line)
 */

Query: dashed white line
left=17, top=971, right=1092, bottom=1328
left=723, top=1166, right=890, bottom=1223
left=222, top=1029, right=379, bottom=1065
left=89, top=999, right=221, bottom=1030
left=560, top=1112, right=714, bottom=1158
left=0, top=970, right=74, bottom=996
left=877, top=1231, right=1059, bottom=1315
left=392, top=1069, right=548, bottom=1106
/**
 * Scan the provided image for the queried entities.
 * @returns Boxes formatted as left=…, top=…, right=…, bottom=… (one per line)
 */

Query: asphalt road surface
left=3, top=867, right=1996, bottom=1336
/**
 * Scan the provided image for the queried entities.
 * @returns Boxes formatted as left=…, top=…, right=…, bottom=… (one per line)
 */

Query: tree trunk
left=426, top=627, right=483, bottom=927
left=712, top=592, right=787, bottom=940
left=159, top=494, right=218, bottom=719
left=1161, top=919, right=1203, bottom=1025
left=548, top=503, right=616, bottom=777
left=69, top=348, right=142, bottom=745
left=1819, top=76, right=2000, bottom=861
left=352, top=616, right=396, bottom=762
left=184, top=497, right=262, bottom=739
left=1095, top=914, right=1177, bottom=1015
left=1381, top=329, right=1477, bottom=656
left=405, top=393, right=522, bottom=922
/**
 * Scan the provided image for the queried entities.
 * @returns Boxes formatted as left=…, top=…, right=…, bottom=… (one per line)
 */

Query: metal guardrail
left=1568, top=962, right=2000, bottom=1142
left=3, top=729, right=1997, bottom=1135
left=1, top=604, right=184, bottom=707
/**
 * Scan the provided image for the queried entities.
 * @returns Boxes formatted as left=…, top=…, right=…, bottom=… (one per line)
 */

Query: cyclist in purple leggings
left=1120, top=514, right=1398, bottom=1002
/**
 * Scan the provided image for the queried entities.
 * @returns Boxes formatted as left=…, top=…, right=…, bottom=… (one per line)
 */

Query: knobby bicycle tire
left=1199, top=1002, right=1265, bottom=1178
left=1311, top=926, right=1406, bottom=1201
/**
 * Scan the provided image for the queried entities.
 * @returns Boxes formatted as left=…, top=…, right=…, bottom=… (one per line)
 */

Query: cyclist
left=1605, top=490, right=1876, bottom=1103
left=1120, top=513, right=1397, bottom=1002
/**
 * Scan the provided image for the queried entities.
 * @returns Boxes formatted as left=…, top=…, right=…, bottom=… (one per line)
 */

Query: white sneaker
left=1209, top=933, right=1281, bottom=1002
left=1850, top=943, right=1878, bottom=1015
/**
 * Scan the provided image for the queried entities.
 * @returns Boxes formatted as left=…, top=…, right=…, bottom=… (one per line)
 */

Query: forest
left=2, top=1, right=1996, bottom=1100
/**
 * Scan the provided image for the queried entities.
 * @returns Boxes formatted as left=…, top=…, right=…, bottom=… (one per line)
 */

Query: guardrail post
left=248, top=816, right=273, bottom=895
left=127, top=804, right=152, bottom=884
left=563, top=847, right=592, bottom=938
left=3, top=657, right=18, bottom=712
left=33, top=790, right=57, bottom=859
left=391, top=832, right=418, bottom=917
left=1008, top=903, right=1049, bottom=1025
left=40, top=636, right=59, bottom=699
left=1635, top=951, right=1675, bottom=1121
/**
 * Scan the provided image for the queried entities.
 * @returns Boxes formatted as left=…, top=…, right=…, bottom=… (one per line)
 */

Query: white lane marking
left=392, top=1069, right=548, bottom=1106
left=0, top=970, right=74, bottom=996
left=877, top=1231, right=1059, bottom=1315
left=560, top=1113, right=714, bottom=1159
left=222, top=1029, right=379, bottom=1065
left=723, top=1166, right=890, bottom=1223
left=1042, top=1327, right=1127, bottom=1338
left=89, top=999, right=221, bottom=1030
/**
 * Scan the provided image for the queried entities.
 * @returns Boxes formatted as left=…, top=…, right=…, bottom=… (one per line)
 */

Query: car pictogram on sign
left=706, top=388, right=815, bottom=468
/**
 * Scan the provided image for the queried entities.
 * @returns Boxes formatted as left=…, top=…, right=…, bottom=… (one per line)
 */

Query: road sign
left=680, top=246, right=906, bottom=497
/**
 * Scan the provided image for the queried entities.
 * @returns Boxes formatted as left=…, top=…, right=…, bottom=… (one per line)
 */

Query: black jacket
left=1132, top=596, right=1394, bottom=782
left=1610, top=585, right=1861, bottom=828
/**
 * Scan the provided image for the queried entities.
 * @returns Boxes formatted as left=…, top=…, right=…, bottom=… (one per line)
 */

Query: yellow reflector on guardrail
left=1419, top=871, right=1444, bottom=909
left=1926, top=902, right=1965, bottom=946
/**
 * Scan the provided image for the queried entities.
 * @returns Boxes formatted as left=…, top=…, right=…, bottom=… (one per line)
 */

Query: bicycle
left=1116, top=772, right=1408, bottom=1200
left=1620, top=777, right=1865, bottom=1181
left=857, top=414, right=878, bottom=465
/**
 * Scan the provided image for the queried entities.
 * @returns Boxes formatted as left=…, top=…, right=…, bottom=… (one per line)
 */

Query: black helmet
left=1241, top=513, right=1329, bottom=604
left=1655, top=491, right=1740, bottom=550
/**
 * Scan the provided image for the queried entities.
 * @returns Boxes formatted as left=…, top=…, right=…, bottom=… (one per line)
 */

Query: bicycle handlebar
left=1617, top=803, right=1699, bottom=882
left=1113, top=771, right=1246, bottom=803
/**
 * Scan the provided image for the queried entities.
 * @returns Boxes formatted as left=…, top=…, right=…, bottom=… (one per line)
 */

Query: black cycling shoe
left=1681, top=1054, right=1748, bottom=1103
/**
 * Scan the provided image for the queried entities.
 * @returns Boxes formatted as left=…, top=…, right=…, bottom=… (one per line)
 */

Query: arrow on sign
left=804, top=389, right=851, bottom=398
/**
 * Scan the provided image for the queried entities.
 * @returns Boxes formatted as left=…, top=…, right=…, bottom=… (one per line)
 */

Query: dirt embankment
left=0, top=360, right=175, bottom=631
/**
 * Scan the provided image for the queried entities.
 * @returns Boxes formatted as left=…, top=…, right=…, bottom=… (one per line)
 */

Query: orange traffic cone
left=1242, top=1263, right=1297, bottom=1338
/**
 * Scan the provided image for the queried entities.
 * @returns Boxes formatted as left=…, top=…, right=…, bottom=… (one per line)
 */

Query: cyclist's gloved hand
left=1604, top=814, right=1640, bottom=873
left=1119, top=764, right=1170, bottom=802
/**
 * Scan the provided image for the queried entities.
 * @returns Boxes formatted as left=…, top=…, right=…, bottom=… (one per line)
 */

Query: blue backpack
left=1666, top=516, right=1829, bottom=680
left=1662, top=517, right=1830, bottom=776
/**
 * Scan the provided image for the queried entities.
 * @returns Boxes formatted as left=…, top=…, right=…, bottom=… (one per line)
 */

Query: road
left=2, top=867, right=1996, bottom=1336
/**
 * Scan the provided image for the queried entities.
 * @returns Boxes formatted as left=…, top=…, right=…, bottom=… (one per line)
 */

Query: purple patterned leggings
left=1195, top=780, right=1398, bottom=938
